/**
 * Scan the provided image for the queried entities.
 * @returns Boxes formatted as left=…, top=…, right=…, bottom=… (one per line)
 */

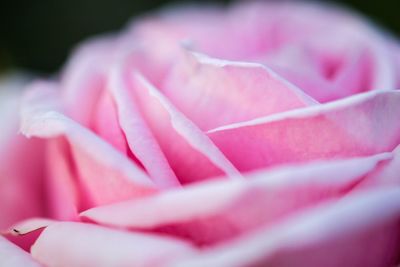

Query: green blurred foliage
left=0, top=0, right=398, bottom=73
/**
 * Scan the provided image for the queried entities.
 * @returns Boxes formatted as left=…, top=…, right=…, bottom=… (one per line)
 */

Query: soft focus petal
left=171, top=188, right=400, bottom=267
left=31, top=222, right=196, bottom=267
left=60, top=36, right=116, bottom=126
left=0, top=74, right=45, bottom=230
left=8, top=218, right=55, bottom=236
left=0, top=236, right=42, bottom=267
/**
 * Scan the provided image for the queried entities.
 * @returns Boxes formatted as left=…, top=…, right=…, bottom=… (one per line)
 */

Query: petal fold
left=208, top=91, right=400, bottom=171
left=20, top=81, right=156, bottom=208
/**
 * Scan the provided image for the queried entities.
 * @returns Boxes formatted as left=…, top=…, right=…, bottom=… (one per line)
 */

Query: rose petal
left=92, top=89, right=128, bottom=153
left=60, top=36, right=116, bottom=126
left=162, top=51, right=317, bottom=131
left=208, top=90, right=400, bottom=172
left=272, top=48, right=372, bottom=102
left=0, top=75, right=45, bottom=230
left=0, top=236, right=41, bottom=267
left=7, top=218, right=55, bottom=236
left=81, top=151, right=394, bottom=245
left=20, top=81, right=156, bottom=208
left=131, top=73, right=240, bottom=183
left=171, top=188, right=400, bottom=267
left=108, top=62, right=179, bottom=187
left=31, top=222, right=196, bottom=267
left=45, top=138, right=80, bottom=219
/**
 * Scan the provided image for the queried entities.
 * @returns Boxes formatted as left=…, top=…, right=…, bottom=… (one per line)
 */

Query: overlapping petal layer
left=208, top=91, right=400, bottom=172
left=1, top=1, right=400, bottom=266
left=20, top=81, right=156, bottom=210
left=82, top=147, right=399, bottom=245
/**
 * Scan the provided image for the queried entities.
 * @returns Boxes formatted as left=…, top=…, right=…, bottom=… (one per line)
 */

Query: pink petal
left=92, top=89, right=128, bottom=154
left=357, top=144, right=400, bottom=188
left=60, top=36, right=115, bottom=127
left=31, top=222, right=196, bottom=267
left=171, top=188, right=400, bottom=267
left=81, top=151, right=392, bottom=245
left=0, top=236, right=41, bottom=267
left=131, top=73, right=240, bottom=183
left=21, top=81, right=156, bottom=208
left=3, top=218, right=53, bottom=253
left=45, top=138, right=80, bottom=220
left=271, top=48, right=373, bottom=102
left=7, top=218, right=55, bottom=236
left=162, top=51, right=316, bottom=131
left=108, top=61, right=179, bottom=187
left=208, top=90, right=400, bottom=172
left=0, top=78, right=45, bottom=230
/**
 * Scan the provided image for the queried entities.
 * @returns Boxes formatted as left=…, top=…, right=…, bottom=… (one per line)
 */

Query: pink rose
left=1, top=1, right=400, bottom=266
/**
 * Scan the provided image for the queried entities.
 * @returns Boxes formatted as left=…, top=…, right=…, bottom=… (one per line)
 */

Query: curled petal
left=131, top=73, right=240, bottom=183
left=20, top=81, right=156, bottom=208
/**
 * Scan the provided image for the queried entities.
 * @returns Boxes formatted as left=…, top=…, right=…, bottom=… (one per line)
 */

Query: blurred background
left=0, top=0, right=399, bottom=74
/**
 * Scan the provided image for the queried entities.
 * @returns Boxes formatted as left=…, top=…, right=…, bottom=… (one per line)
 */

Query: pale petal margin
left=163, top=51, right=317, bottom=131
left=133, top=72, right=241, bottom=183
left=81, top=149, right=396, bottom=245
left=208, top=90, right=400, bottom=171
left=0, top=236, right=41, bottom=267
left=20, top=81, right=156, bottom=207
left=170, top=187, right=400, bottom=267
left=31, top=222, right=196, bottom=267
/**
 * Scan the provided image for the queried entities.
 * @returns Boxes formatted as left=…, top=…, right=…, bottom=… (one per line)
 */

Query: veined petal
left=208, top=90, right=400, bottom=172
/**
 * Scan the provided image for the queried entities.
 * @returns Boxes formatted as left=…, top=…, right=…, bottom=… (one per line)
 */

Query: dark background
left=0, top=0, right=399, bottom=73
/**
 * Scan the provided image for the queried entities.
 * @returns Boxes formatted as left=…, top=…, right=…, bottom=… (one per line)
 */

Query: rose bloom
left=1, top=1, right=400, bottom=267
